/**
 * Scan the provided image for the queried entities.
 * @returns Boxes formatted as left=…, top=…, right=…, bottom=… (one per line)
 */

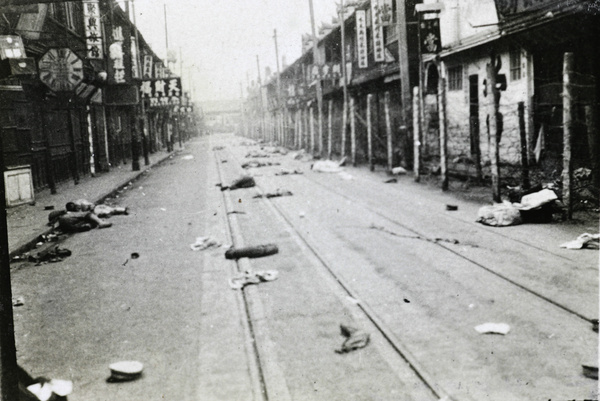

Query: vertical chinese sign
left=371, top=0, right=385, bottom=62
left=107, top=23, right=132, bottom=84
left=420, top=18, right=441, bottom=54
left=355, top=10, right=368, bottom=68
left=142, top=54, right=153, bottom=79
left=83, top=0, right=103, bottom=59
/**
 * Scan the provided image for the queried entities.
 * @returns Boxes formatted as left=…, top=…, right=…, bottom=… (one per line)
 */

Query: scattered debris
left=245, top=150, right=269, bottom=158
left=107, top=360, right=144, bottom=383
left=275, top=168, right=303, bottom=176
left=130, top=252, right=139, bottom=259
left=181, top=155, right=194, bottom=160
left=476, top=202, right=523, bottom=227
left=582, top=362, right=598, bottom=380
left=370, top=225, right=469, bottom=247
left=391, top=166, right=407, bottom=175
left=225, top=244, right=279, bottom=260
left=446, top=204, right=458, bottom=211
left=474, top=322, right=511, bottom=335
left=560, top=233, right=600, bottom=250
left=253, top=189, right=293, bottom=199
left=221, top=175, right=256, bottom=191
left=335, top=324, right=370, bottom=354
left=262, top=146, right=288, bottom=155
left=12, top=297, right=24, bottom=307
left=346, top=296, right=361, bottom=304
left=26, top=379, right=72, bottom=401
left=299, top=212, right=306, bottom=218
left=338, top=172, right=353, bottom=180
left=44, top=205, right=55, bottom=211
left=293, top=149, right=313, bottom=162
left=384, top=178, right=397, bottom=183
left=190, top=236, right=222, bottom=251
left=29, top=247, right=72, bottom=265
left=227, top=210, right=247, bottom=215
left=212, top=146, right=225, bottom=151
left=242, top=160, right=280, bottom=169
left=229, top=270, right=279, bottom=290
left=312, top=159, right=344, bottom=173
left=592, top=319, right=599, bottom=333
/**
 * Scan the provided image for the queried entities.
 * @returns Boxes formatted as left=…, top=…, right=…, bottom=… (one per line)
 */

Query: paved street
left=11, top=134, right=598, bottom=400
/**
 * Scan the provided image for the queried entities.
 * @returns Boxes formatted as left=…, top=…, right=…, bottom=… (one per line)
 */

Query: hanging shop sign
left=139, top=77, right=182, bottom=107
left=420, top=18, right=441, bottom=54
left=355, top=10, right=368, bottom=68
left=131, top=36, right=140, bottom=79
left=82, top=0, right=103, bottom=59
left=371, top=2, right=385, bottom=62
left=38, top=48, right=83, bottom=92
left=142, top=54, right=153, bottom=79
left=379, top=0, right=394, bottom=26
left=0, top=35, right=25, bottom=59
left=107, top=24, right=132, bottom=84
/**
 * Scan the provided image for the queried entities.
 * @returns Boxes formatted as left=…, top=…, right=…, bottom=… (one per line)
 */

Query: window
left=510, top=48, right=521, bottom=81
left=448, top=65, right=463, bottom=91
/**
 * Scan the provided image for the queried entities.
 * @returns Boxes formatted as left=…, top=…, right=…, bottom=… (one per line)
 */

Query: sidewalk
left=7, top=150, right=176, bottom=258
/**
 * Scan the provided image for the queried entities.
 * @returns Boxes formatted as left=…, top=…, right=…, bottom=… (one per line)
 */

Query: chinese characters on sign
left=355, top=10, right=368, bottom=68
left=83, top=0, right=102, bottom=59
left=131, top=36, right=140, bottom=78
left=109, top=26, right=126, bottom=83
left=139, top=78, right=182, bottom=107
left=0, top=35, right=25, bottom=59
left=379, top=0, right=394, bottom=26
left=420, top=18, right=441, bottom=54
left=143, top=55, right=153, bottom=79
left=371, top=1, right=385, bottom=62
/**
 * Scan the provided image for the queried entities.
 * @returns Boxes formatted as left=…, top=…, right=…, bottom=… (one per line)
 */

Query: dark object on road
left=44, top=205, right=55, bottom=210
left=446, top=204, right=458, bottom=211
left=582, top=362, right=598, bottom=380
left=384, top=178, right=397, bottom=183
left=221, top=175, right=256, bottom=191
left=130, top=252, right=139, bottom=259
left=592, top=319, right=599, bottom=333
left=107, top=360, right=144, bottom=383
left=29, top=246, right=72, bottom=264
left=212, top=146, right=225, bottom=151
left=336, top=324, right=370, bottom=354
left=225, top=244, right=279, bottom=260
left=253, top=189, right=293, bottom=199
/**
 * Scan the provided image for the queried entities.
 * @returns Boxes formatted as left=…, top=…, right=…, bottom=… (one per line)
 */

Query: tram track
left=214, top=146, right=457, bottom=401
left=297, top=174, right=595, bottom=324
left=211, top=137, right=596, bottom=400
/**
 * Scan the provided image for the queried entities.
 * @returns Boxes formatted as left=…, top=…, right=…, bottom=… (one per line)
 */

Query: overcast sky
left=132, top=0, right=338, bottom=103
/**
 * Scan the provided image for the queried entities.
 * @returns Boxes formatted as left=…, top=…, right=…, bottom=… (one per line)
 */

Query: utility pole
left=132, top=0, right=149, bottom=166
left=0, top=130, right=19, bottom=400
left=395, top=0, right=412, bottom=163
left=256, top=55, right=265, bottom=141
left=308, top=0, right=324, bottom=156
left=487, top=53, right=502, bottom=203
left=273, top=29, right=282, bottom=144
left=339, top=0, right=349, bottom=160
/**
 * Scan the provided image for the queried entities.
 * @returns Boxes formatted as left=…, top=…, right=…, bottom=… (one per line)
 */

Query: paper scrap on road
left=312, top=159, right=344, bottom=173
left=27, top=379, right=72, bottom=401
left=475, top=322, right=511, bottom=335
left=560, top=233, right=600, bottom=250
left=181, top=155, right=194, bottom=160
left=391, top=166, right=407, bottom=175
left=12, top=296, right=24, bottom=307
left=190, top=236, right=222, bottom=251
left=229, top=270, right=279, bottom=290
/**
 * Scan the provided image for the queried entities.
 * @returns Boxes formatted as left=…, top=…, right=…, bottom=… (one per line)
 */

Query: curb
left=9, top=152, right=177, bottom=259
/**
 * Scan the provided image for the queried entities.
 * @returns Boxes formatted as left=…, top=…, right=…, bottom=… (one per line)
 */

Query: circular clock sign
left=39, top=48, right=84, bottom=92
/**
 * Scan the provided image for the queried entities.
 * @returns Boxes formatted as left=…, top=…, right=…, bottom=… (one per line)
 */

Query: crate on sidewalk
left=4, top=165, right=34, bottom=207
